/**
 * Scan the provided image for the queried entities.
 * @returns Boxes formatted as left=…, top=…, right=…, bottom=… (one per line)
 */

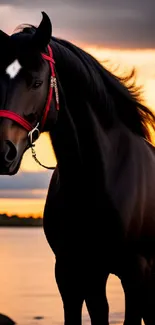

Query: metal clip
left=28, top=122, right=40, bottom=146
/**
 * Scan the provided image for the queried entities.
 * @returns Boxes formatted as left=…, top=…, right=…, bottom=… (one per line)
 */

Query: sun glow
left=0, top=198, right=46, bottom=217
left=83, top=47, right=155, bottom=110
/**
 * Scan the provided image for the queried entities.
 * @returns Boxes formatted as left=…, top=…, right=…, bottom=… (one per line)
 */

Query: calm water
left=0, top=228, right=126, bottom=325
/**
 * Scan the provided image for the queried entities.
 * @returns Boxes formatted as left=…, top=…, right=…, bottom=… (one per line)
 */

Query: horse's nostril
left=5, top=140, right=17, bottom=162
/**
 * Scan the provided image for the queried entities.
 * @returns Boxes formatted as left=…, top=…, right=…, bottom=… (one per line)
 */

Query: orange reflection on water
left=0, top=228, right=126, bottom=325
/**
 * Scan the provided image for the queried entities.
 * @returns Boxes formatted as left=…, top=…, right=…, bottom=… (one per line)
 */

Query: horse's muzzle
left=0, top=140, right=17, bottom=172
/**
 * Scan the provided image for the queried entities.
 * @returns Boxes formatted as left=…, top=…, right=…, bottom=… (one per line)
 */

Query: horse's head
left=0, top=12, right=58, bottom=175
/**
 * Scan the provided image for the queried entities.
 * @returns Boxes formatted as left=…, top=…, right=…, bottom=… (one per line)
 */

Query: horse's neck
left=50, top=45, right=121, bottom=186
left=49, top=100, right=82, bottom=184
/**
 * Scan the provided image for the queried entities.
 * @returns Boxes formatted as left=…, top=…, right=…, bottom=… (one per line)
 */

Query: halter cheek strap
left=41, top=45, right=59, bottom=130
left=0, top=45, right=59, bottom=134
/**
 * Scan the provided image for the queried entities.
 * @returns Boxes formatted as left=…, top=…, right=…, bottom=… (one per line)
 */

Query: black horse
left=0, top=11, right=155, bottom=325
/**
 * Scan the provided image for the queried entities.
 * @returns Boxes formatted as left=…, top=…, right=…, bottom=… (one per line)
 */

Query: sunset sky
left=0, top=0, right=155, bottom=217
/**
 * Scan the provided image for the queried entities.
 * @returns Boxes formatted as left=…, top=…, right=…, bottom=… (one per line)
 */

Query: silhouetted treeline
left=0, top=214, right=43, bottom=227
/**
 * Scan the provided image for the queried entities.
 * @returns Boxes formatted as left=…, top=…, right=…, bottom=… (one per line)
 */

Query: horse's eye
left=32, top=80, right=43, bottom=89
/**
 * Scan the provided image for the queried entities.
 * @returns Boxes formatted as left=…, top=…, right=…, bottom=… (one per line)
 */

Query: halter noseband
left=0, top=44, right=59, bottom=145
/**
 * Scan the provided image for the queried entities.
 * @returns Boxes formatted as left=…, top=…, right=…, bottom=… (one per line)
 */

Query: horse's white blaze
left=6, top=59, right=21, bottom=79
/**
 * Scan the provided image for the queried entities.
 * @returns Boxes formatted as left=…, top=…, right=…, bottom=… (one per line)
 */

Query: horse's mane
left=13, top=24, right=155, bottom=143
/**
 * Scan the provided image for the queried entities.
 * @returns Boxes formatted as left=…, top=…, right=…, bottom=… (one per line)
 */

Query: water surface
left=0, top=228, right=125, bottom=325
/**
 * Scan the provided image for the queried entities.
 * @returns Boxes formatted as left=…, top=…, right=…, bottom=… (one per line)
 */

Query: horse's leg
left=120, top=255, right=146, bottom=325
left=122, top=280, right=142, bottom=325
left=44, top=169, right=84, bottom=324
left=84, top=271, right=109, bottom=325
left=141, top=259, right=155, bottom=325
left=55, top=256, right=84, bottom=325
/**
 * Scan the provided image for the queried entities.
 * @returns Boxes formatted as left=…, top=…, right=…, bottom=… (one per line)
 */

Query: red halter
left=0, top=45, right=59, bottom=143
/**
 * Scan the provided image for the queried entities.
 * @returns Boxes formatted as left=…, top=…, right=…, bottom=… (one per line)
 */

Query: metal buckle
left=28, top=122, right=40, bottom=146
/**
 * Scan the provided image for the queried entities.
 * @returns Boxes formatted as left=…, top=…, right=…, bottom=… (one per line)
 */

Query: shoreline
left=0, top=214, right=43, bottom=227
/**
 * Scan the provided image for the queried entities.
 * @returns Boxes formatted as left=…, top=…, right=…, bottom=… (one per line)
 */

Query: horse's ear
left=33, top=11, right=52, bottom=51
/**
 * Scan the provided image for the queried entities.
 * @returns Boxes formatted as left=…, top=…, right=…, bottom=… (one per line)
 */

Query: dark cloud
left=0, top=189, right=47, bottom=198
left=0, top=0, right=154, bottom=48
left=0, top=171, right=52, bottom=190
